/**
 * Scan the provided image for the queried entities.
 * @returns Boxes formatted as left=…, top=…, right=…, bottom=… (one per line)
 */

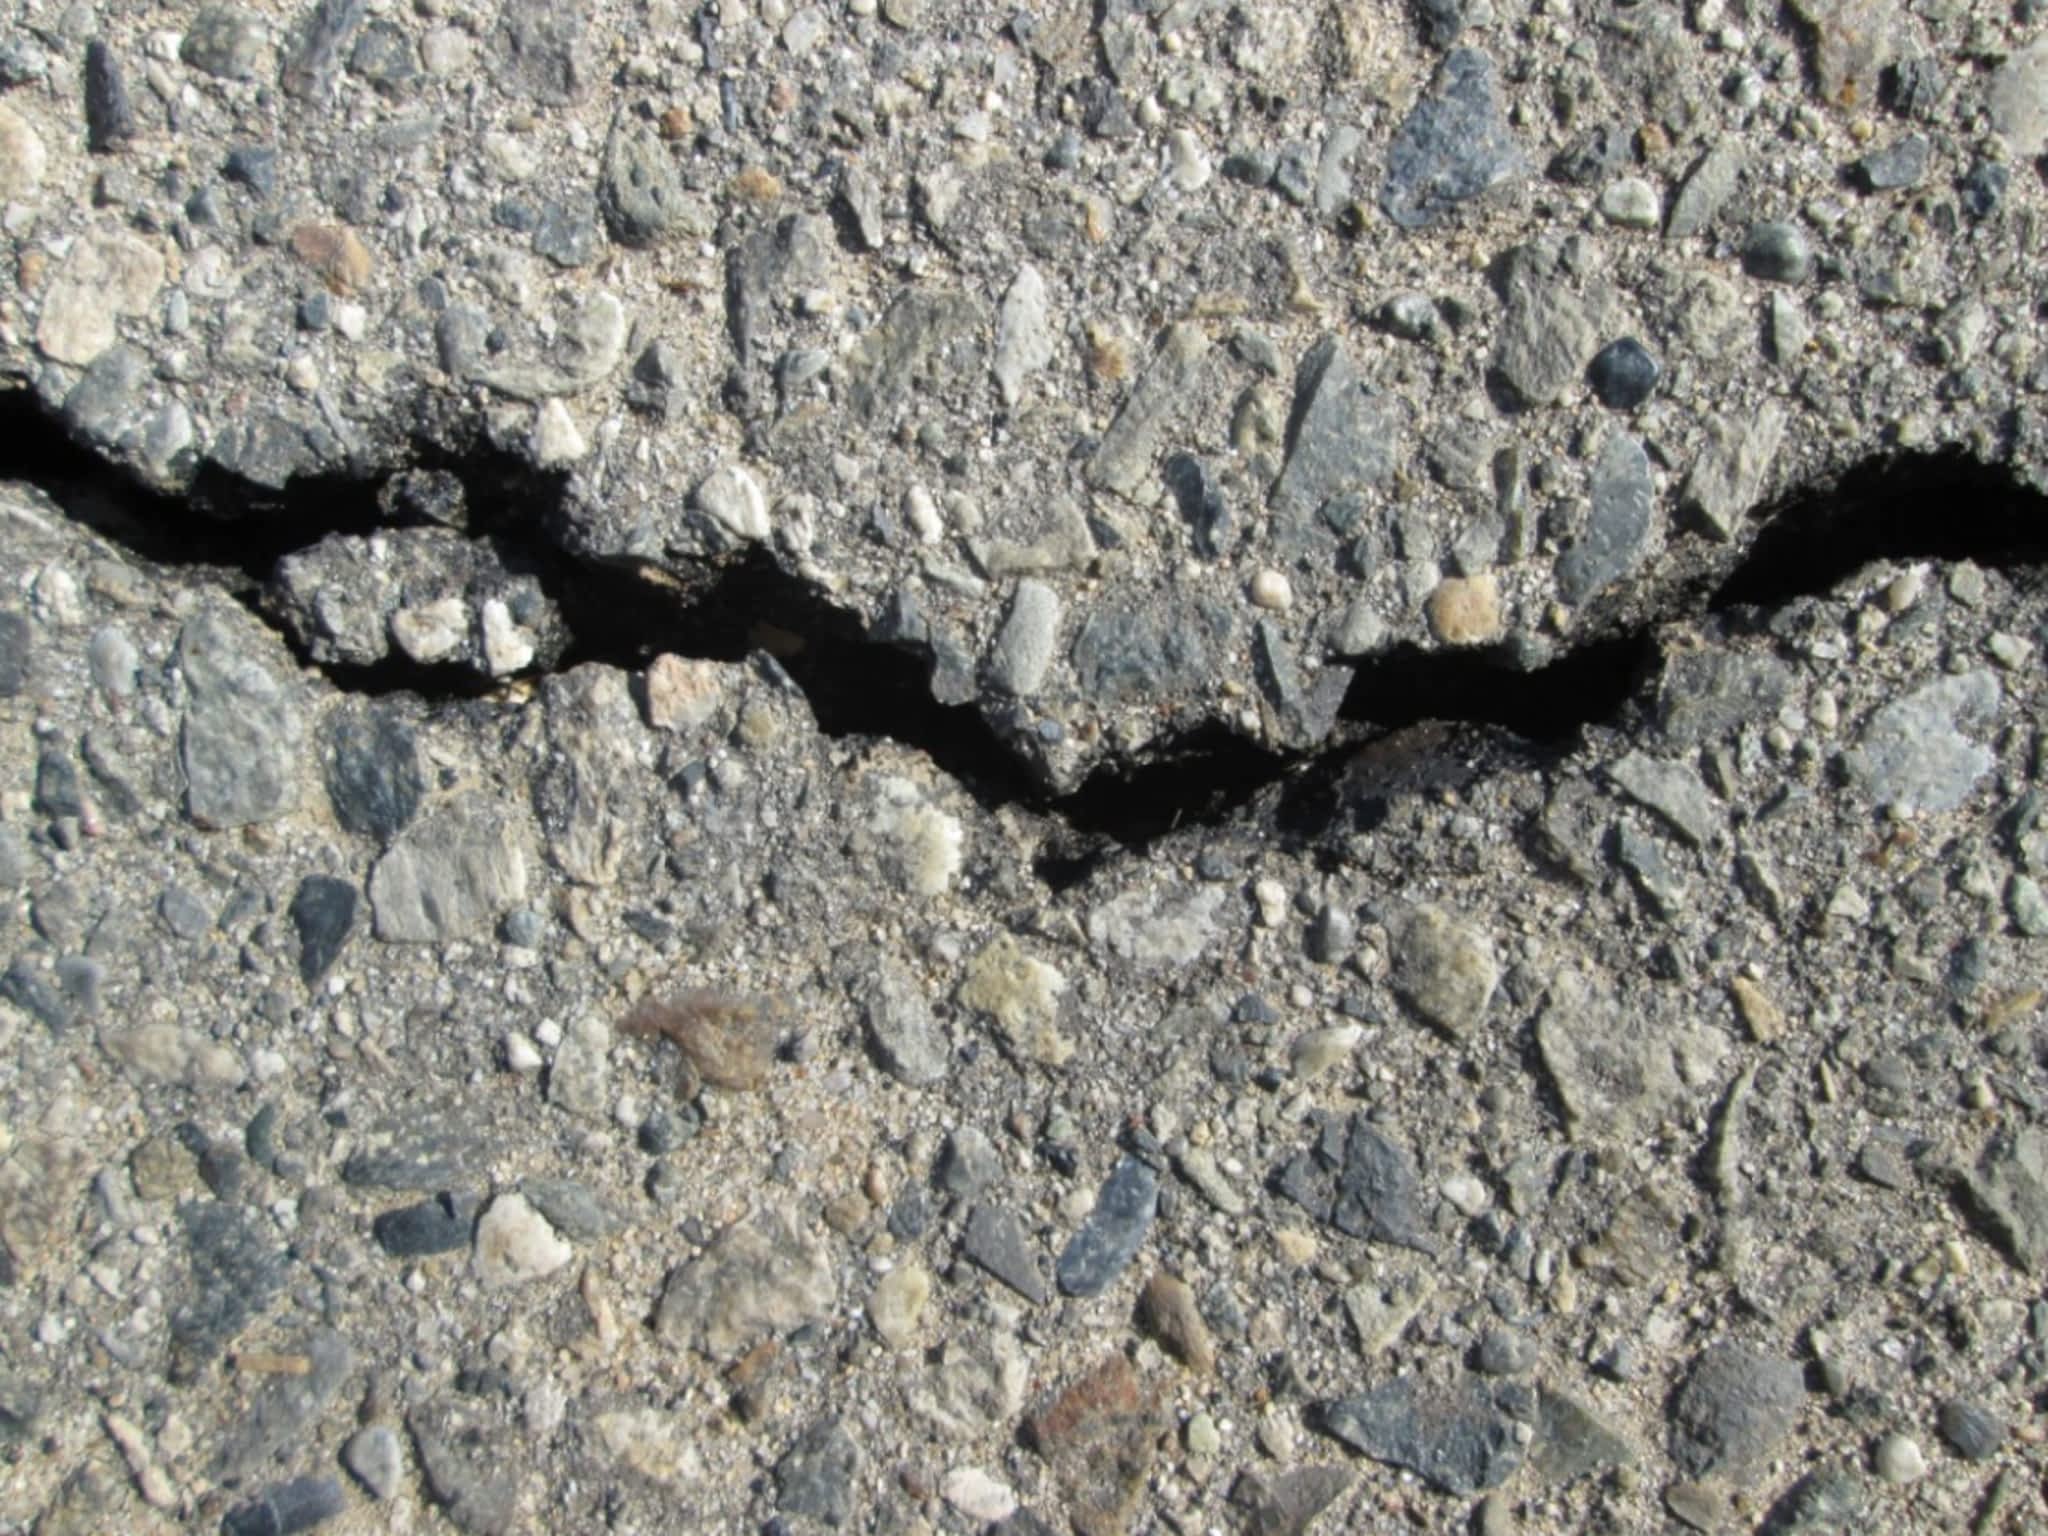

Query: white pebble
left=941, top=1468, right=1016, bottom=1524
left=1249, top=569, right=1293, bottom=611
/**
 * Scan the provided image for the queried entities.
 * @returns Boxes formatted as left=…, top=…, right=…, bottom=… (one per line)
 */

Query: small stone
left=857, top=959, right=949, bottom=1087
left=1136, top=1272, right=1215, bottom=1373
left=939, top=1126, right=1005, bottom=1198
left=181, top=8, right=267, bottom=80
left=1229, top=1465, right=1355, bottom=1536
left=372, top=1192, right=478, bottom=1258
left=1530, top=1389, right=1636, bottom=1484
left=368, top=801, right=528, bottom=942
left=37, top=226, right=166, bottom=369
left=1390, top=904, right=1498, bottom=1037
left=959, top=936, right=1070, bottom=1067
left=1987, top=37, right=2048, bottom=156
left=171, top=1201, right=288, bottom=1370
left=691, top=463, right=770, bottom=544
left=84, top=40, right=137, bottom=154
left=547, top=1014, right=612, bottom=1119
left=622, top=992, right=775, bottom=1091
left=0, top=612, right=27, bottom=697
left=1165, top=127, right=1212, bottom=191
left=1587, top=338, right=1659, bottom=409
left=1055, top=1155, right=1159, bottom=1298
left=290, top=223, right=373, bottom=294
left=1852, top=135, right=1929, bottom=192
left=942, top=1468, right=1017, bottom=1524
left=1084, top=322, right=1210, bottom=498
left=1380, top=48, right=1522, bottom=228
left=178, top=608, right=302, bottom=828
left=1874, top=1432, right=1925, bottom=1484
left=221, top=1477, right=346, bottom=1536
left=776, top=1417, right=861, bottom=1528
left=963, top=1203, right=1049, bottom=1304
left=529, top=400, right=586, bottom=466
left=656, top=1208, right=834, bottom=1357
left=472, top=1192, right=572, bottom=1286
left=1249, top=569, right=1293, bottom=611
left=1427, top=573, right=1503, bottom=645
left=600, top=114, right=702, bottom=245
left=1665, top=141, right=1744, bottom=239
left=1269, top=335, right=1399, bottom=523
left=1598, top=176, right=1659, bottom=228
left=0, top=104, right=47, bottom=200
left=342, top=1425, right=403, bottom=1500
left=323, top=709, right=425, bottom=843
left=1316, top=1375, right=1524, bottom=1494
left=641, top=654, right=722, bottom=732
left=1669, top=1343, right=1805, bottom=1477
left=1491, top=245, right=1601, bottom=408
left=987, top=580, right=1061, bottom=697
left=1557, top=432, right=1655, bottom=606
left=1937, top=1399, right=2006, bottom=1462
left=1742, top=221, right=1812, bottom=284
left=869, top=1262, right=931, bottom=1346
left=1844, top=670, right=2000, bottom=813
left=390, top=598, right=466, bottom=663
left=409, top=1398, right=519, bottom=1536
left=1607, top=752, right=1721, bottom=848
left=289, top=875, right=357, bottom=986
left=1680, top=406, right=1787, bottom=541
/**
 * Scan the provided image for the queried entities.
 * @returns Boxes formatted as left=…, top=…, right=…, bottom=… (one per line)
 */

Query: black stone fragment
left=1587, top=337, right=1659, bottom=410
left=373, top=1192, right=477, bottom=1257
left=291, top=874, right=358, bottom=986
left=775, top=1417, right=861, bottom=1527
left=170, top=1201, right=288, bottom=1375
left=1381, top=48, right=1522, bottom=229
left=84, top=40, right=137, bottom=154
left=1316, top=1375, right=1525, bottom=1493
left=0, top=612, right=30, bottom=696
left=1938, top=1398, right=2006, bottom=1461
left=323, top=710, right=425, bottom=843
left=221, top=1476, right=347, bottom=1536
left=1275, top=1112, right=1437, bottom=1254
left=282, top=0, right=367, bottom=101
left=1055, top=1156, right=1159, bottom=1298
left=0, top=960, right=73, bottom=1032
left=1163, top=453, right=1229, bottom=557
left=1960, top=160, right=2009, bottom=221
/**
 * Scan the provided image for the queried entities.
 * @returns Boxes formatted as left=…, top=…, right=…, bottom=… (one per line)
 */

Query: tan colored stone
left=290, top=222, right=374, bottom=294
left=0, top=103, right=48, bottom=200
left=1428, top=573, right=1504, bottom=646
left=36, top=228, right=166, bottom=365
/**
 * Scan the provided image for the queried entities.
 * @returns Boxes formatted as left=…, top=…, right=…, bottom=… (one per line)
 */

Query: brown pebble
left=733, top=165, right=783, bottom=202
left=289, top=223, right=373, bottom=294
left=659, top=106, right=693, bottom=140
left=1135, top=1271, right=1215, bottom=1375
left=621, top=991, right=775, bottom=1091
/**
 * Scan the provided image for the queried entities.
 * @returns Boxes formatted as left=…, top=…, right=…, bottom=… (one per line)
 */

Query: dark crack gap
left=7, top=387, right=2048, bottom=891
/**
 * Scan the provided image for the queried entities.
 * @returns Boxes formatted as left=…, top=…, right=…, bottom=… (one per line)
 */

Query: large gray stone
left=177, top=609, right=302, bottom=829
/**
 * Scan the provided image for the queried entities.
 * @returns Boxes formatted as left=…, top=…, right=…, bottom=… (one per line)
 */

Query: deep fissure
left=7, top=387, right=2048, bottom=889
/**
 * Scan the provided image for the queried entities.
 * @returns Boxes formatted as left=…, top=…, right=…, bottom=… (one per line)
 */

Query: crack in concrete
left=6, top=387, right=2048, bottom=892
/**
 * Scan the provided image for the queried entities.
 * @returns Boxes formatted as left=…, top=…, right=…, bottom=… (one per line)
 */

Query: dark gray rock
left=323, top=708, right=425, bottom=843
left=290, top=875, right=357, bottom=986
left=0, top=611, right=27, bottom=696
left=1055, top=1155, right=1159, bottom=1298
left=1530, top=1388, right=1635, bottom=1483
left=343, top=1120, right=482, bottom=1191
left=518, top=1177, right=620, bottom=1242
left=221, top=1476, right=347, bottom=1536
left=1163, top=453, right=1229, bottom=557
left=1413, top=0, right=1465, bottom=48
left=1083, top=322, right=1210, bottom=498
left=1557, top=433, right=1654, bottom=605
left=533, top=201, right=597, bottom=267
left=1071, top=600, right=1232, bottom=706
left=1252, top=621, right=1352, bottom=749
left=1269, top=337, right=1400, bottom=526
left=1665, top=142, right=1743, bottom=238
left=2, top=958, right=75, bottom=1032
left=1654, top=648, right=1795, bottom=746
left=178, top=609, right=301, bottom=829
left=842, top=288, right=985, bottom=425
left=488, top=0, right=592, bottom=105
left=1586, top=337, right=1658, bottom=410
left=372, top=1192, right=477, bottom=1257
left=1275, top=1113, right=1436, bottom=1253
left=181, top=8, right=265, bottom=80
left=282, top=0, right=365, bottom=100
left=1758, top=1465, right=1867, bottom=1534
left=1228, top=1464, right=1354, bottom=1536
left=599, top=116, right=696, bottom=247
left=1317, top=1375, right=1525, bottom=1493
left=61, top=346, right=150, bottom=453
left=1380, top=49, right=1522, bottom=229
left=1669, top=1342, right=1805, bottom=1477
left=937, top=1126, right=1003, bottom=1198
left=207, top=414, right=322, bottom=490
left=170, top=1200, right=288, bottom=1373
left=963, top=1203, right=1048, bottom=1304
left=214, top=1330, right=354, bottom=1480
left=342, top=1424, right=402, bottom=1500
left=84, top=40, right=137, bottom=154
left=346, top=18, right=416, bottom=92
left=1853, top=134, right=1929, bottom=192
left=409, top=1398, right=519, bottom=1536
left=1937, top=1398, right=2006, bottom=1461
left=33, top=745, right=82, bottom=820
left=1960, top=160, right=2009, bottom=220
left=1961, top=1126, right=2048, bottom=1275
left=1743, top=221, right=1813, bottom=284
left=776, top=1416, right=861, bottom=1527
left=857, top=958, right=950, bottom=1086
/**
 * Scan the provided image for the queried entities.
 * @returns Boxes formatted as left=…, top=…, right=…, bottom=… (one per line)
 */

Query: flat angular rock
left=1276, top=1113, right=1436, bottom=1253
left=290, top=874, right=358, bottom=986
left=1085, top=322, right=1210, bottom=498
left=1557, top=432, right=1655, bottom=605
left=1606, top=752, right=1722, bottom=848
left=1316, top=1375, right=1526, bottom=1494
left=368, top=801, right=528, bottom=942
left=1960, top=1126, right=2048, bottom=1275
left=213, top=1330, right=354, bottom=1480
left=1269, top=337, right=1399, bottom=524
left=1844, top=670, right=2000, bottom=813
left=776, top=1417, right=861, bottom=1527
left=1380, top=49, right=1522, bottom=228
left=1390, top=904, right=1498, bottom=1037
left=373, top=1192, right=478, bottom=1258
left=1228, top=1465, right=1354, bottom=1536
left=170, top=1201, right=288, bottom=1372
left=1669, top=1343, right=1805, bottom=1477
left=857, top=958, right=950, bottom=1086
left=177, top=609, right=302, bottom=829
left=409, top=1398, right=520, bottom=1536
left=963, top=1202, right=1049, bottom=1304
left=1680, top=406, right=1787, bottom=540
left=1535, top=970, right=1728, bottom=1142
left=1055, top=1155, right=1159, bottom=1297
left=657, top=1208, right=835, bottom=1357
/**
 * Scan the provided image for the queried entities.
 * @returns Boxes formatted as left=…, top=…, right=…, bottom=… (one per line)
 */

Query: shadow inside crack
left=6, top=384, right=2048, bottom=890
